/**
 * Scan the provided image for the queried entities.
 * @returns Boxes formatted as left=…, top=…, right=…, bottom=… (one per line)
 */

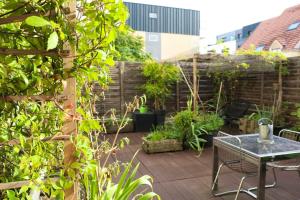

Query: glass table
left=212, top=134, right=300, bottom=200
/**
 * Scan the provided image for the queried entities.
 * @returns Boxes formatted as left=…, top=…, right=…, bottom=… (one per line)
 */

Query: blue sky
left=125, top=0, right=300, bottom=43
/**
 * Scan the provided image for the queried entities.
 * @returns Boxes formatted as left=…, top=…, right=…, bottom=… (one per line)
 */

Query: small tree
left=115, top=29, right=151, bottom=62
left=142, top=62, right=180, bottom=110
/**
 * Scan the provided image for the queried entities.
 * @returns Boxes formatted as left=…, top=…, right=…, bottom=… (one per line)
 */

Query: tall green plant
left=0, top=0, right=158, bottom=199
left=142, top=62, right=180, bottom=110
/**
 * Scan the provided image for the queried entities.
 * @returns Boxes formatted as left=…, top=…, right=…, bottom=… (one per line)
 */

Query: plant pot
left=105, top=121, right=134, bottom=134
left=133, top=111, right=156, bottom=132
left=239, top=118, right=258, bottom=133
left=142, top=139, right=183, bottom=154
left=273, top=125, right=287, bottom=136
left=202, top=132, right=216, bottom=148
left=154, top=110, right=166, bottom=127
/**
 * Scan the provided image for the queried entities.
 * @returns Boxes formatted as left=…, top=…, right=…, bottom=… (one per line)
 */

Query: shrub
left=144, top=126, right=182, bottom=142
left=173, top=110, right=224, bottom=152
left=142, top=62, right=180, bottom=110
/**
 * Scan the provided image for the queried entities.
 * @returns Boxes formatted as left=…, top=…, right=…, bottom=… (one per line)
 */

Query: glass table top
left=215, top=134, right=300, bottom=158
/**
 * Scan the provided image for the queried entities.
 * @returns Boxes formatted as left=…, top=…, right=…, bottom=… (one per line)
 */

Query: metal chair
left=267, top=129, right=300, bottom=182
left=212, top=131, right=276, bottom=200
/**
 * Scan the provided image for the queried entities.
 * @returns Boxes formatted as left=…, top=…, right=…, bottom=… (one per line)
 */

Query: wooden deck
left=110, top=132, right=300, bottom=200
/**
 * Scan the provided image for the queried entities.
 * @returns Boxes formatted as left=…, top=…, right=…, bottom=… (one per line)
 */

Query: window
left=256, top=45, right=264, bottom=51
left=148, top=34, right=159, bottom=42
left=288, top=22, right=300, bottom=30
left=247, top=31, right=252, bottom=37
left=236, top=33, right=241, bottom=40
left=149, top=13, right=158, bottom=19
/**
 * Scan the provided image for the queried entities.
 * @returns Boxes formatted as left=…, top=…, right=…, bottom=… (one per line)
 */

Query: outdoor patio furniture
left=221, top=100, right=251, bottom=127
left=267, top=129, right=300, bottom=182
left=212, top=132, right=300, bottom=200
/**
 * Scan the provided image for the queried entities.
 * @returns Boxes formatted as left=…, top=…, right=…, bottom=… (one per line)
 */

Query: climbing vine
left=0, top=1, right=158, bottom=199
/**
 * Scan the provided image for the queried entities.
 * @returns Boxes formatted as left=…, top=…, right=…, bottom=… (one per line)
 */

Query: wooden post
left=63, top=1, right=78, bottom=199
left=119, top=62, right=125, bottom=115
left=193, top=54, right=198, bottom=112
left=260, top=72, right=264, bottom=106
left=176, top=81, right=180, bottom=111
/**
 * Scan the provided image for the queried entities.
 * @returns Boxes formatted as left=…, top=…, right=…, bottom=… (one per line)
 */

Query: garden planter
left=202, top=132, right=217, bottom=148
left=155, top=110, right=166, bottom=126
left=142, top=139, right=183, bottom=154
left=133, top=111, right=156, bottom=132
left=239, top=118, right=258, bottom=133
left=105, top=121, right=134, bottom=134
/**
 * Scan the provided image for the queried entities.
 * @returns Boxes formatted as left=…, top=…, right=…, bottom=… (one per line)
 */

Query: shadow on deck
left=109, top=132, right=300, bottom=200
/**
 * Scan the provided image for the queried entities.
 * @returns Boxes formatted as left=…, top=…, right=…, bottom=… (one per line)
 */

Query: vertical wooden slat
left=176, top=81, right=180, bottom=111
left=120, top=62, right=125, bottom=115
left=63, top=0, right=77, bottom=199
left=193, top=54, right=198, bottom=111
left=260, top=72, right=264, bottom=105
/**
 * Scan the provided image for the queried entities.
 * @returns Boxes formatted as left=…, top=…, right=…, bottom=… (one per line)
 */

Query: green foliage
left=101, top=156, right=160, bottom=200
left=115, top=29, right=152, bottom=62
left=291, top=103, right=300, bottom=131
left=247, top=105, right=273, bottom=122
left=144, top=126, right=182, bottom=142
left=0, top=0, right=158, bottom=199
left=142, top=62, right=180, bottom=110
left=172, top=108, right=224, bottom=152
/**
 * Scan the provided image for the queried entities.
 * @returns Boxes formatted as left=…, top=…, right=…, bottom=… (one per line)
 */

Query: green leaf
left=25, top=16, right=50, bottom=27
left=47, top=31, right=59, bottom=50
left=137, top=192, right=161, bottom=200
left=7, top=190, right=17, bottom=200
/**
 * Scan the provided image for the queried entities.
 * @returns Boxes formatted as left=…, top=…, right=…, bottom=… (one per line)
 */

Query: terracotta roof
left=241, top=4, right=300, bottom=50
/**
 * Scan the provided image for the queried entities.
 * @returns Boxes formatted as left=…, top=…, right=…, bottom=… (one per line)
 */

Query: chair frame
left=267, top=129, right=300, bottom=180
left=212, top=131, right=276, bottom=200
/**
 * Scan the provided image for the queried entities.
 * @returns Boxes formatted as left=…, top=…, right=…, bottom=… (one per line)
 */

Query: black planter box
left=133, top=112, right=156, bottom=132
left=155, top=110, right=166, bottom=127
left=202, top=132, right=217, bottom=148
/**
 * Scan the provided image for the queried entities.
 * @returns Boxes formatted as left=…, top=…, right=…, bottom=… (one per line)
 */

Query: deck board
left=108, top=132, right=300, bottom=200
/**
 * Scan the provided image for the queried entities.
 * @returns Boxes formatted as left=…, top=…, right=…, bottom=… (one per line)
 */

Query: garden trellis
left=0, top=1, right=78, bottom=199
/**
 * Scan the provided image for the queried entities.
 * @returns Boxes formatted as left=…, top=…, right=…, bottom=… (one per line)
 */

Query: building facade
left=124, top=2, right=200, bottom=60
left=241, top=4, right=300, bottom=57
left=216, top=22, right=260, bottom=49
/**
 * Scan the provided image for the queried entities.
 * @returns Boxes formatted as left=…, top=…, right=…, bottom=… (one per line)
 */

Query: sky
left=125, top=0, right=300, bottom=43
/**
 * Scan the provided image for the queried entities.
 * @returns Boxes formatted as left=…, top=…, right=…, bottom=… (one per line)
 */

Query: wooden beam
left=0, top=95, right=67, bottom=102
left=0, top=178, right=58, bottom=190
left=0, top=135, right=71, bottom=146
left=0, top=13, right=36, bottom=25
left=193, top=54, right=198, bottom=111
left=260, top=73, right=264, bottom=105
left=119, top=62, right=125, bottom=115
left=63, top=1, right=78, bottom=199
left=0, top=48, right=70, bottom=57
left=176, top=80, right=180, bottom=111
left=0, top=9, right=72, bottom=26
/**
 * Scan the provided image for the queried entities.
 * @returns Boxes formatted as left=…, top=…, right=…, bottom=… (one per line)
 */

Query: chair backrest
left=223, top=101, right=250, bottom=118
left=279, top=129, right=300, bottom=142
left=217, top=131, right=257, bottom=174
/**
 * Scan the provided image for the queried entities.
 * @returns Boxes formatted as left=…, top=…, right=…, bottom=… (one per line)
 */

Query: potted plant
left=132, top=95, right=156, bottom=132
left=142, top=125, right=183, bottom=153
left=239, top=105, right=272, bottom=133
left=173, top=101, right=224, bottom=151
left=142, top=61, right=180, bottom=126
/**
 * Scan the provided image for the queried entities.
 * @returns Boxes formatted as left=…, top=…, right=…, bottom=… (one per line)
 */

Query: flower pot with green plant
left=142, top=61, right=180, bottom=126
left=133, top=95, right=156, bottom=132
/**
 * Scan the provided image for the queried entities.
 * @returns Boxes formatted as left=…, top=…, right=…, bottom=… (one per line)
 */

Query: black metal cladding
left=124, top=2, right=200, bottom=36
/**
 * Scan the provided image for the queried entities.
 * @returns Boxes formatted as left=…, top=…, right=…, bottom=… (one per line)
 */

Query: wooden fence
left=96, top=56, right=300, bottom=122
left=95, top=61, right=214, bottom=116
